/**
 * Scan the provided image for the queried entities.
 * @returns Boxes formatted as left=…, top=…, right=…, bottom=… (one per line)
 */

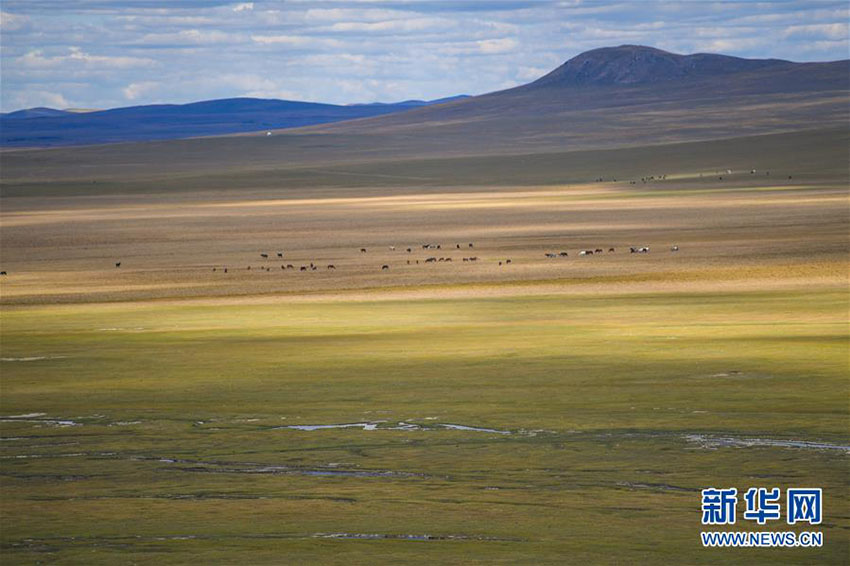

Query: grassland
left=1, top=129, right=848, bottom=564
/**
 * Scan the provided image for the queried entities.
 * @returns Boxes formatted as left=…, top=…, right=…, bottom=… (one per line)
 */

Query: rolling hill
left=0, top=96, right=468, bottom=148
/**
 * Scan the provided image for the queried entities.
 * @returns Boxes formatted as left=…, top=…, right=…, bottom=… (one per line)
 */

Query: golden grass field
left=0, top=130, right=848, bottom=564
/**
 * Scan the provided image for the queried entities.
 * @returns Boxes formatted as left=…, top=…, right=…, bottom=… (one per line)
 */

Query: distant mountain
left=351, top=95, right=471, bottom=107
left=1, top=107, right=72, bottom=120
left=525, top=45, right=790, bottom=88
left=0, top=95, right=464, bottom=147
left=306, top=45, right=849, bottom=156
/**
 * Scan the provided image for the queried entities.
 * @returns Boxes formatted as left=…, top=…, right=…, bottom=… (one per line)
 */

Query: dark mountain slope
left=525, top=45, right=791, bottom=88
left=307, top=46, right=848, bottom=156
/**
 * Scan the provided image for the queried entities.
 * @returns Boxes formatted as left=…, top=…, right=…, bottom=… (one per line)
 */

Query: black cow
left=260, top=253, right=268, bottom=259
left=277, top=252, right=283, bottom=258
left=382, top=265, right=389, bottom=270
left=360, top=248, right=367, bottom=253
left=328, top=264, right=336, bottom=269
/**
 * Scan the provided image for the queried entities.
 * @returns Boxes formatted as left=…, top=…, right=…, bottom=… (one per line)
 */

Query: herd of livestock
left=0, top=242, right=682, bottom=276
left=201, top=242, right=680, bottom=273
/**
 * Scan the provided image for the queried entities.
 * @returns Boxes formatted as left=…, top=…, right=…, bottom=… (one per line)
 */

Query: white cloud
left=10, top=90, right=70, bottom=109
left=136, top=29, right=237, bottom=45
left=516, top=65, right=548, bottom=80
left=783, top=23, right=849, bottom=41
left=477, top=38, right=519, bottom=54
left=17, top=47, right=155, bottom=69
left=327, top=17, right=453, bottom=33
left=304, top=8, right=403, bottom=23
left=0, top=10, right=29, bottom=32
left=232, top=2, right=253, bottom=12
left=251, top=34, right=342, bottom=48
left=123, top=81, right=159, bottom=100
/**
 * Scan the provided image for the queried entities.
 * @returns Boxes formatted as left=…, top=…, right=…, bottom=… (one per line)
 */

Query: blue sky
left=1, top=0, right=847, bottom=111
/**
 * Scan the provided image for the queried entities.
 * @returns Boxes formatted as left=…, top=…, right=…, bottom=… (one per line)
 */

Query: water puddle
left=284, top=423, right=378, bottom=431
left=685, top=434, right=850, bottom=454
left=0, top=415, right=81, bottom=427
left=438, top=423, right=510, bottom=435
left=280, top=421, right=511, bottom=434
left=1, top=356, right=66, bottom=362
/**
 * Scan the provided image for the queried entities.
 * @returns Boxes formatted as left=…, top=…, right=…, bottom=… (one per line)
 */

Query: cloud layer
left=1, top=1, right=847, bottom=111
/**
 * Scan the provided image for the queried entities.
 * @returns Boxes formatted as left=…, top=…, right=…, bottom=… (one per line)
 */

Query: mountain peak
left=528, top=45, right=791, bottom=88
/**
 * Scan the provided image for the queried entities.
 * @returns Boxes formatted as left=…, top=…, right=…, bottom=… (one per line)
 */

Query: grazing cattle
left=224, top=268, right=227, bottom=273
left=360, top=248, right=367, bottom=253
left=406, top=248, right=412, bottom=253
left=260, top=253, right=268, bottom=259
left=595, top=248, right=603, bottom=254
left=425, top=257, right=437, bottom=263
left=281, top=265, right=285, bottom=270
left=115, top=262, right=121, bottom=267
left=445, top=258, right=452, bottom=262
left=0, top=271, right=6, bottom=275
left=608, top=248, right=615, bottom=253
left=311, top=266, right=317, bottom=271
left=559, top=252, right=568, bottom=257
left=506, top=259, right=512, bottom=264
left=469, top=256, right=478, bottom=261
left=463, top=257, right=469, bottom=262
left=499, top=261, right=502, bottom=266
left=469, top=243, right=474, bottom=248
left=438, top=257, right=445, bottom=262
left=671, top=245, right=679, bottom=252
left=277, top=252, right=283, bottom=258
left=247, top=266, right=251, bottom=270
left=389, top=246, right=395, bottom=251
left=545, top=253, right=557, bottom=258
left=579, top=250, right=592, bottom=256
left=456, top=244, right=461, bottom=249
left=630, top=246, right=650, bottom=254
left=381, top=265, right=389, bottom=270
left=436, top=245, right=441, bottom=249
left=300, top=266, right=307, bottom=271
left=286, top=264, right=294, bottom=269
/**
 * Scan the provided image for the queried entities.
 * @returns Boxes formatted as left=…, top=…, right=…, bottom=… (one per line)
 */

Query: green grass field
left=2, top=287, right=847, bottom=564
